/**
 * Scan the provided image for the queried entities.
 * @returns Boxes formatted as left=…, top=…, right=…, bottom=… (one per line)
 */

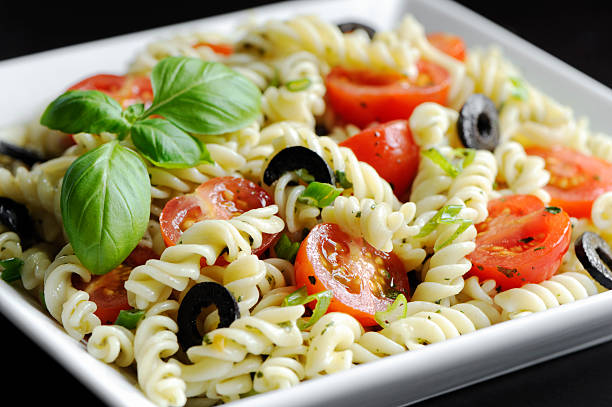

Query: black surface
left=2, top=1, right=612, bottom=406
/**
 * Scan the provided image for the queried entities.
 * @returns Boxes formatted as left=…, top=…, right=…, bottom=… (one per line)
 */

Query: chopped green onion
left=114, top=309, right=145, bottom=329
left=454, top=148, right=476, bottom=169
left=297, top=182, right=343, bottom=208
left=416, top=205, right=463, bottom=238
left=422, top=148, right=460, bottom=177
left=0, top=258, right=24, bottom=283
left=282, top=286, right=332, bottom=330
left=285, top=78, right=311, bottom=92
left=434, top=219, right=473, bottom=251
left=295, top=168, right=315, bottom=184
left=335, top=170, right=353, bottom=189
left=274, top=234, right=300, bottom=262
left=375, top=293, right=408, bottom=328
left=509, top=76, right=528, bottom=100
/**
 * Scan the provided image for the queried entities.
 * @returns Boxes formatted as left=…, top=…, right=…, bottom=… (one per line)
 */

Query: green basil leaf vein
left=131, top=118, right=212, bottom=168
left=61, top=141, right=151, bottom=274
left=146, top=57, right=261, bottom=135
left=40, top=90, right=130, bottom=137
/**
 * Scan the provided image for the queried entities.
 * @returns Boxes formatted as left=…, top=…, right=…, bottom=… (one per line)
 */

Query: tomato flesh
left=295, top=223, right=409, bottom=327
left=325, top=60, right=450, bottom=128
left=68, top=73, right=153, bottom=109
left=339, top=120, right=419, bottom=198
left=466, top=195, right=571, bottom=291
left=525, top=146, right=612, bottom=218
left=426, top=33, right=466, bottom=61
left=193, top=42, right=234, bottom=56
left=73, top=265, right=132, bottom=325
left=159, top=177, right=278, bottom=264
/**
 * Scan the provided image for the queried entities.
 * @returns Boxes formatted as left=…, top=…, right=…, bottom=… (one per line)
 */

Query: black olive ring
left=575, top=231, right=612, bottom=289
left=263, top=146, right=335, bottom=186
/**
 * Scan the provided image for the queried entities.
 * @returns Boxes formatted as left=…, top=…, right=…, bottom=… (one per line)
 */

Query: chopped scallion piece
left=285, top=78, right=311, bottom=92
left=274, top=234, right=300, bottom=263
left=297, top=182, right=343, bottom=208
left=0, top=258, right=24, bottom=283
left=295, top=168, right=315, bottom=183
left=375, top=293, right=408, bottom=328
left=335, top=170, right=353, bottom=189
left=114, top=309, right=145, bottom=329
left=422, top=148, right=460, bottom=177
left=282, top=286, right=332, bottom=330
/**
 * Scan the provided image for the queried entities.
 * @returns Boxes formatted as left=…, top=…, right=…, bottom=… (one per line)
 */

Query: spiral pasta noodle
left=42, top=244, right=101, bottom=340
left=134, top=300, right=186, bottom=407
left=408, top=102, right=459, bottom=149
left=126, top=206, right=285, bottom=310
left=493, top=272, right=599, bottom=320
left=88, top=324, right=136, bottom=367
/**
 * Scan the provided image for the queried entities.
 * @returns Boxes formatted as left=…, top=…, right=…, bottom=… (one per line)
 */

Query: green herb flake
left=509, top=76, right=528, bottom=101
left=544, top=206, right=562, bottom=214
left=518, top=237, right=534, bottom=244
left=534, top=246, right=546, bottom=251
left=0, top=258, right=24, bottom=283
left=496, top=266, right=518, bottom=278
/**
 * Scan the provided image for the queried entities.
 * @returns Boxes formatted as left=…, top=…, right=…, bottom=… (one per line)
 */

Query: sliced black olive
left=0, top=198, right=36, bottom=247
left=315, top=123, right=328, bottom=137
left=457, top=94, right=500, bottom=152
left=0, top=141, right=44, bottom=167
left=177, top=282, right=240, bottom=350
left=575, top=231, right=612, bottom=289
left=263, top=146, right=334, bottom=186
left=337, top=22, right=376, bottom=39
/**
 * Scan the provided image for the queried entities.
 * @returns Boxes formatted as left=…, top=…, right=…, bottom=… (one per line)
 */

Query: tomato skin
left=193, top=42, right=234, bottom=56
left=525, top=146, right=612, bottom=218
left=159, top=177, right=278, bottom=264
left=339, top=120, right=419, bottom=198
left=466, top=195, right=572, bottom=291
left=68, top=73, right=153, bottom=109
left=426, top=33, right=466, bottom=61
left=72, top=265, right=132, bottom=325
left=295, top=223, right=410, bottom=327
left=325, top=60, right=450, bottom=128
left=124, top=244, right=159, bottom=267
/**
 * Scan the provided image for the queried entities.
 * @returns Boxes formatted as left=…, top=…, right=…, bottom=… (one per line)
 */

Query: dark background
left=2, top=1, right=612, bottom=406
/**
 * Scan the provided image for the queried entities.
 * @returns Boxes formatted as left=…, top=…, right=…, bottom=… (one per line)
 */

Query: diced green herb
left=509, top=76, right=528, bottom=101
left=0, top=258, right=24, bottom=283
left=297, top=182, right=343, bottom=208
left=335, top=170, right=353, bottom=189
left=114, top=309, right=145, bottom=329
left=282, top=286, right=332, bottom=330
left=496, top=266, right=518, bottom=278
left=274, top=234, right=300, bottom=262
left=285, top=78, right=311, bottom=92
left=545, top=206, right=562, bottom=214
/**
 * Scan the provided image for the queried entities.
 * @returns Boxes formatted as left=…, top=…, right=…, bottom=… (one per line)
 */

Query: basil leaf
left=146, top=57, right=261, bottom=135
left=282, top=286, right=332, bottom=330
left=123, top=103, right=145, bottom=124
left=40, top=90, right=130, bottom=138
left=131, top=118, right=212, bottom=168
left=61, top=141, right=151, bottom=274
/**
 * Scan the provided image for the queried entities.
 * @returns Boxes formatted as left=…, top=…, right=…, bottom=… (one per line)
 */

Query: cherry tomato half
left=426, top=33, right=466, bottom=61
left=466, top=194, right=572, bottom=291
left=193, top=42, right=234, bottom=56
left=295, top=223, right=410, bottom=327
left=325, top=60, right=450, bottom=128
left=159, top=177, right=278, bottom=263
left=339, top=120, right=419, bottom=198
left=72, top=265, right=132, bottom=325
left=68, top=74, right=153, bottom=109
left=525, top=146, right=612, bottom=218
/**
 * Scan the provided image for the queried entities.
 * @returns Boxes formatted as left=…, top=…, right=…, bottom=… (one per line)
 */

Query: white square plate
left=2, top=1, right=612, bottom=406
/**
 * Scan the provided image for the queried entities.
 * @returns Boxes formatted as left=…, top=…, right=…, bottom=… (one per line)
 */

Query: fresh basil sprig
left=61, top=141, right=151, bottom=274
left=40, top=56, right=261, bottom=275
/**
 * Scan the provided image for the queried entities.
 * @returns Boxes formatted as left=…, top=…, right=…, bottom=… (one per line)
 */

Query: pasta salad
left=1, top=11, right=612, bottom=407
